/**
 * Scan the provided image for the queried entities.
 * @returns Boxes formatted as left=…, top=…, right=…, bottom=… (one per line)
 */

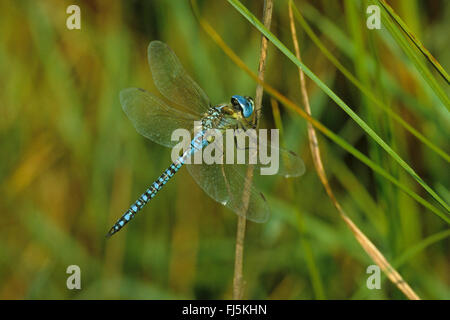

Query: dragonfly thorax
left=201, top=106, right=222, bottom=129
left=201, top=95, right=255, bottom=132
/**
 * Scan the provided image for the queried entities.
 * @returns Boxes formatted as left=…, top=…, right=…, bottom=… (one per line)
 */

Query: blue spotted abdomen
left=106, top=158, right=183, bottom=237
left=106, top=131, right=207, bottom=238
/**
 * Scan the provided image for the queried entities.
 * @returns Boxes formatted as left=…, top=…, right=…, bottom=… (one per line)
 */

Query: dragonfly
left=106, top=41, right=305, bottom=238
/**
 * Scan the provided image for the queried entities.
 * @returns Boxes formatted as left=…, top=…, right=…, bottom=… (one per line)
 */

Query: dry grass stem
left=288, top=1, right=420, bottom=300
left=232, top=0, right=273, bottom=300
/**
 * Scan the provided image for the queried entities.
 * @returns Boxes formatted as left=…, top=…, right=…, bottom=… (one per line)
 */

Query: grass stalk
left=378, top=0, right=450, bottom=84
left=371, top=0, right=450, bottom=111
left=288, top=1, right=419, bottom=300
left=232, top=0, right=273, bottom=300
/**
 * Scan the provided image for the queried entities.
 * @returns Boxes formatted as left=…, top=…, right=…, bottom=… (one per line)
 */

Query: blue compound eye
left=243, top=96, right=254, bottom=118
left=231, top=95, right=254, bottom=118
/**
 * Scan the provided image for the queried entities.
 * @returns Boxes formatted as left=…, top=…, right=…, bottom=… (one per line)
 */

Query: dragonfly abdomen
left=106, top=159, right=184, bottom=237
left=107, top=131, right=208, bottom=237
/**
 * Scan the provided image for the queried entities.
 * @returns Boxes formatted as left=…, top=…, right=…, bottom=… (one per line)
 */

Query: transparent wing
left=253, top=144, right=305, bottom=178
left=148, top=41, right=211, bottom=116
left=229, top=129, right=306, bottom=177
left=185, top=130, right=305, bottom=222
left=120, top=87, right=198, bottom=148
left=186, top=161, right=229, bottom=206
left=187, top=162, right=270, bottom=223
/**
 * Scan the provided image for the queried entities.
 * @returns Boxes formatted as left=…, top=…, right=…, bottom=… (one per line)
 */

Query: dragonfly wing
left=186, top=162, right=230, bottom=206
left=185, top=132, right=304, bottom=223
left=187, top=162, right=270, bottom=223
left=255, top=145, right=305, bottom=177
left=220, top=163, right=270, bottom=223
left=120, top=87, right=198, bottom=148
left=233, top=130, right=306, bottom=177
left=148, top=41, right=211, bottom=115
left=186, top=133, right=235, bottom=207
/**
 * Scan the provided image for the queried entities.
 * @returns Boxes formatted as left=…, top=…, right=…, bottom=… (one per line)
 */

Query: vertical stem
left=232, top=214, right=246, bottom=299
left=232, top=0, right=273, bottom=300
left=288, top=0, right=419, bottom=300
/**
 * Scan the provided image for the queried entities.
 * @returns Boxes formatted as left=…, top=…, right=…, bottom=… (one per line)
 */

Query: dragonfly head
left=231, top=95, right=254, bottom=118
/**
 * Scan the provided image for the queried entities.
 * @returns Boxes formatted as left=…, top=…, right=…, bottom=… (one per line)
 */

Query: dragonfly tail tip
left=105, top=230, right=114, bottom=239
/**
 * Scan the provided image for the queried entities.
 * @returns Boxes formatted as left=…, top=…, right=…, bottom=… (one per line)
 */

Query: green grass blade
left=378, top=0, right=450, bottom=84
left=290, top=2, right=449, bottom=163
left=299, top=2, right=444, bottom=128
left=394, top=229, right=450, bottom=268
left=371, top=0, right=450, bottom=112
left=227, top=0, right=450, bottom=214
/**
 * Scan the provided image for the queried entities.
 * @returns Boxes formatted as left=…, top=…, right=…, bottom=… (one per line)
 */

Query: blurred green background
left=0, top=0, right=448, bottom=299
